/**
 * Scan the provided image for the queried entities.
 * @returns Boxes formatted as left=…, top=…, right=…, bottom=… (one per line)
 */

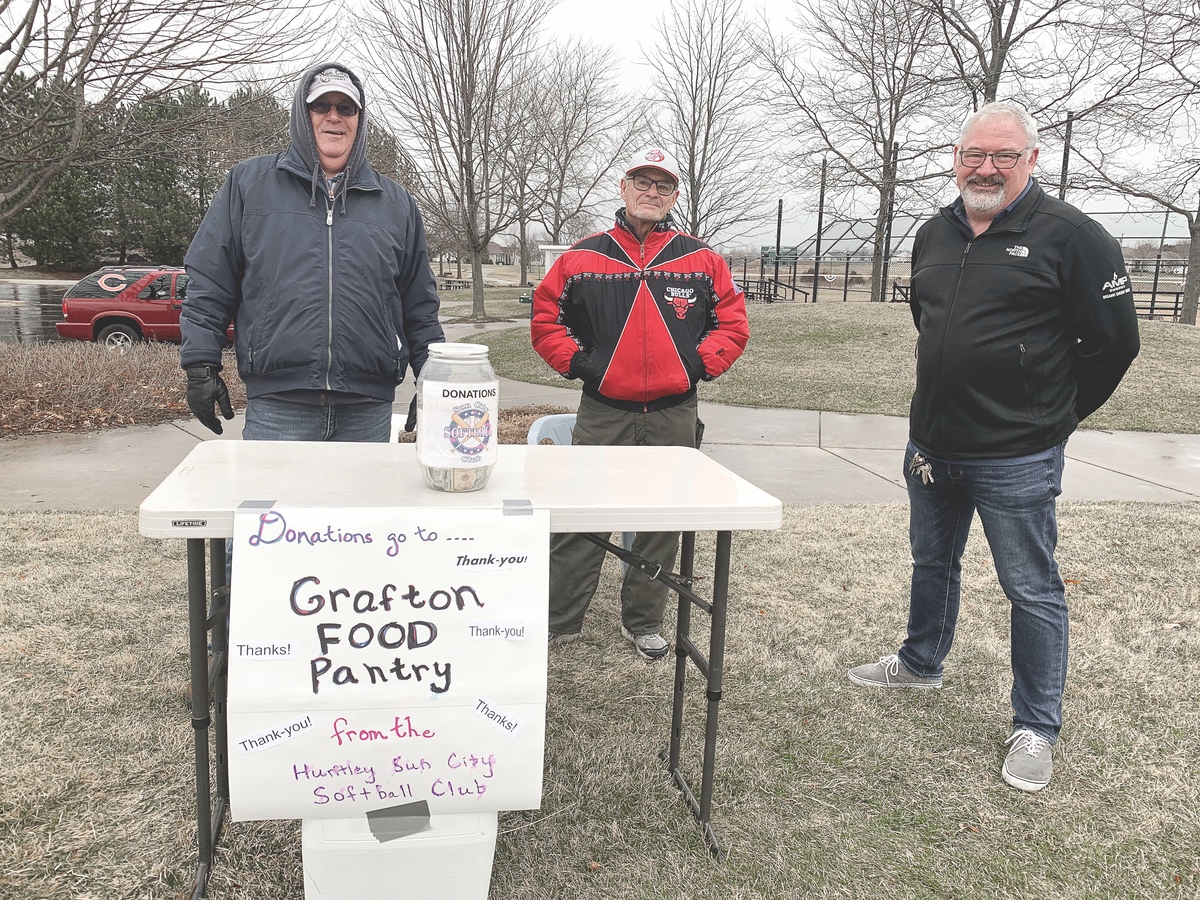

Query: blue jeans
left=898, top=441, right=1068, bottom=743
left=243, top=396, right=393, bottom=443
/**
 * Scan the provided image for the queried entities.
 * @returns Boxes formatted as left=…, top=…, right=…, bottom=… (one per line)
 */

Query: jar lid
left=427, top=342, right=489, bottom=359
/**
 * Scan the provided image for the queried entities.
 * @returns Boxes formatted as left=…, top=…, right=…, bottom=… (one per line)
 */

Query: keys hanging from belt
left=909, top=452, right=935, bottom=485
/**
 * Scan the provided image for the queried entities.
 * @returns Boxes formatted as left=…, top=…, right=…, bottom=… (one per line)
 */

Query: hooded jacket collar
left=285, top=62, right=372, bottom=207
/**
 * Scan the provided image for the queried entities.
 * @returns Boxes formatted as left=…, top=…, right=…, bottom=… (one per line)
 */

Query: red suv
left=55, top=266, right=231, bottom=349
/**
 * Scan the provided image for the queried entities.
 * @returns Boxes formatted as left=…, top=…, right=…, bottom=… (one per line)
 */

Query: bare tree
left=920, top=0, right=1182, bottom=148
left=758, top=0, right=953, bottom=300
left=648, top=0, right=773, bottom=245
left=1066, top=0, right=1200, bottom=325
left=365, top=0, right=553, bottom=319
left=0, top=0, right=330, bottom=227
left=500, top=56, right=546, bottom=287
left=928, top=0, right=1084, bottom=107
left=535, top=40, right=643, bottom=246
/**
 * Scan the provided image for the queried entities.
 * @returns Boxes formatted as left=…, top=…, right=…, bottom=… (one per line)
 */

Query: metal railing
left=741, top=278, right=809, bottom=303
left=729, top=253, right=1190, bottom=319
left=892, top=279, right=1183, bottom=319
left=727, top=255, right=898, bottom=303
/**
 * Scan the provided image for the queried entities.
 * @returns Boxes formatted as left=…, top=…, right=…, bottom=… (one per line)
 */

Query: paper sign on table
left=226, top=506, right=549, bottom=821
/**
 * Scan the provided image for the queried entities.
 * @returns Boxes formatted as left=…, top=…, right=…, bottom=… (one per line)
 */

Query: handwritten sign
left=226, top=506, right=549, bottom=821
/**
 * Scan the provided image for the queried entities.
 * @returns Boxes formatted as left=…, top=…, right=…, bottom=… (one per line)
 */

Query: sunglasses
left=309, top=99, right=359, bottom=117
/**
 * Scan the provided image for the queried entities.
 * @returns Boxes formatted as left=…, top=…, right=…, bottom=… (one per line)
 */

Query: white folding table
left=139, top=442, right=782, bottom=898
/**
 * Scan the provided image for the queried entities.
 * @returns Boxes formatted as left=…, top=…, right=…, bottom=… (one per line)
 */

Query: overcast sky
left=540, top=0, right=815, bottom=247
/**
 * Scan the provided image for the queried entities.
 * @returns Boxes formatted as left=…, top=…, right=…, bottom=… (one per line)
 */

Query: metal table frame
left=584, top=530, right=733, bottom=853
left=143, top=442, right=780, bottom=897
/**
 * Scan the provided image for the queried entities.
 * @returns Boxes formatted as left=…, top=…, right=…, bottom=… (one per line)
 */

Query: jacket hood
left=289, top=62, right=369, bottom=181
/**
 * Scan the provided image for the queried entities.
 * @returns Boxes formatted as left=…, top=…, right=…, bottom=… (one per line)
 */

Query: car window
left=139, top=275, right=171, bottom=300
left=175, top=273, right=189, bottom=300
left=68, top=274, right=120, bottom=298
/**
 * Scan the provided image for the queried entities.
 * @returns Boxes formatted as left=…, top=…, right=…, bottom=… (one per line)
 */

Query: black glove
left=404, top=394, right=418, bottom=433
left=186, top=365, right=234, bottom=434
left=568, top=350, right=601, bottom=387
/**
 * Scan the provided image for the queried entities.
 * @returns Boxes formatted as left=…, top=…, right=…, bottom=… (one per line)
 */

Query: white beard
left=961, top=179, right=1007, bottom=215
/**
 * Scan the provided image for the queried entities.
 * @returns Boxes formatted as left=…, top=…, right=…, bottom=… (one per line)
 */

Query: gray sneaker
left=548, top=630, right=579, bottom=648
left=620, top=625, right=670, bottom=660
left=847, top=654, right=942, bottom=689
left=1002, top=729, right=1053, bottom=792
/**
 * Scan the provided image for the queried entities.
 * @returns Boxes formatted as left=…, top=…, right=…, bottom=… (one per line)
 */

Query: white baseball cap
left=306, top=66, right=362, bottom=108
left=625, top=146, right=680, bottom=183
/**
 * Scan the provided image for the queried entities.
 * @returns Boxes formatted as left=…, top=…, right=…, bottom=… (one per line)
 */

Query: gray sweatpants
left=548, top=391, right=699, bottom=636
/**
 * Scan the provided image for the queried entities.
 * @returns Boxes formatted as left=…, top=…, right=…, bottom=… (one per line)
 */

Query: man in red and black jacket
left=531, top=146, right=749, bottom=660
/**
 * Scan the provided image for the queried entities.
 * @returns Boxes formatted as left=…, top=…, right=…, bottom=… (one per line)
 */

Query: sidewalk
left=3, top=318, right=1198, bottom=509
left=2, top=367, right=1197, bottom=509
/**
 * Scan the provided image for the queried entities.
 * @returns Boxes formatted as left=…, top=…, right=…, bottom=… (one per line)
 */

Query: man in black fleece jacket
left=848, top=101, right=1139, bottom=794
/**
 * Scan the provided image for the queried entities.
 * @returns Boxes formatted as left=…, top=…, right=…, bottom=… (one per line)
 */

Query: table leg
left=186, top=539, right=213, bottom=898
left=209, top=540, right=230, bottom=850
left=698, top=531, right=731, bottom=842
left=668, top=533, right=695, bottom=771
left=660, top=531, right=731, bottom=857
left=184, top=539, right=232, bottom=898
left=580, top=529, right=729, bottom=856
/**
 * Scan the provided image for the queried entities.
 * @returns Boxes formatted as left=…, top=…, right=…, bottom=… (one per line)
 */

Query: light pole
left=813, top=157, right=827, bottom=303
left=1059, top=111, right=1074, bottom=201
left=773, top=198, right=783, bottom=300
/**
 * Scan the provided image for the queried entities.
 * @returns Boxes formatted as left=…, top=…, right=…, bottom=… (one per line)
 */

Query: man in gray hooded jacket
left=181, top=62, right=443, bottom=441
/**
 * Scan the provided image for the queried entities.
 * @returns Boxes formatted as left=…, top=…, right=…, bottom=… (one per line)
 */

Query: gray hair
left=959, top=101, right=1039, bottom=147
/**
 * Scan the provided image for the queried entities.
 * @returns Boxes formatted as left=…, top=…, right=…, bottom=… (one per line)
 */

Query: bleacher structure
left=727, top=209, right=1192, bottom=319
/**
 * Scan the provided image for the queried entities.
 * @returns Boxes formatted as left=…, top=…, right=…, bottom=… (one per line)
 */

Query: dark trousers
left=548, top=392, right=699, bottom=636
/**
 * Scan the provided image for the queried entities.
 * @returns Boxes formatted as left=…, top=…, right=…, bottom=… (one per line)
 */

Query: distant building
left=487, top=242, right=515, bottom=266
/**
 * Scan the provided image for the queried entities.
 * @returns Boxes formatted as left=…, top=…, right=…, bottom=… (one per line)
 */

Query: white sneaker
left=620, top=625, right=670, bottom=660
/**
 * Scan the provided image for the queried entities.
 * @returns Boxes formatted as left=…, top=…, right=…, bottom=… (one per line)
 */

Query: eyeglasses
left=627, top=174, right=678, bottom=196
left=957, top=148, right=1030, bottom=169
left=309, top=99, right=359, bottom=117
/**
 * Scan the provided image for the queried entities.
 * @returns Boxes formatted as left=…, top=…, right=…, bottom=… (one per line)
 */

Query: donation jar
left=415, top=343, right=499, bottom=492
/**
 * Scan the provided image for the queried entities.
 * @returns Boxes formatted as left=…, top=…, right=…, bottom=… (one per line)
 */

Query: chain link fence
left=729, top=209, right=1191, bottom=320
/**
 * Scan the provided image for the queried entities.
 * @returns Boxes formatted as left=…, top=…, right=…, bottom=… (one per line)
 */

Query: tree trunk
left=518, top=219, right=529, bottom=287
left=870, top=196, right=888, bottom=302
left=470, top=251, right=487, bottom=319
left=1182, top=220, right=1199, bottom=326
left=5, top=230, right=16, bottom=268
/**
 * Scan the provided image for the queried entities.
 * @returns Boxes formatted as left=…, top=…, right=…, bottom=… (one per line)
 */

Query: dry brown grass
left=0, top=342, right=569, bottom=442
left=474, top=304, right=1200, bottom=433
left=2, top=504, right=1196, bottom=898
left=0, top=343, right=245, bottom=437
left=5, top=303, right=1197, bottom=440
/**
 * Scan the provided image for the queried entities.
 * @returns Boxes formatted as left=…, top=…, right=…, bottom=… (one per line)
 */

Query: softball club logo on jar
left=415, top=343, right=499, bottom=492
